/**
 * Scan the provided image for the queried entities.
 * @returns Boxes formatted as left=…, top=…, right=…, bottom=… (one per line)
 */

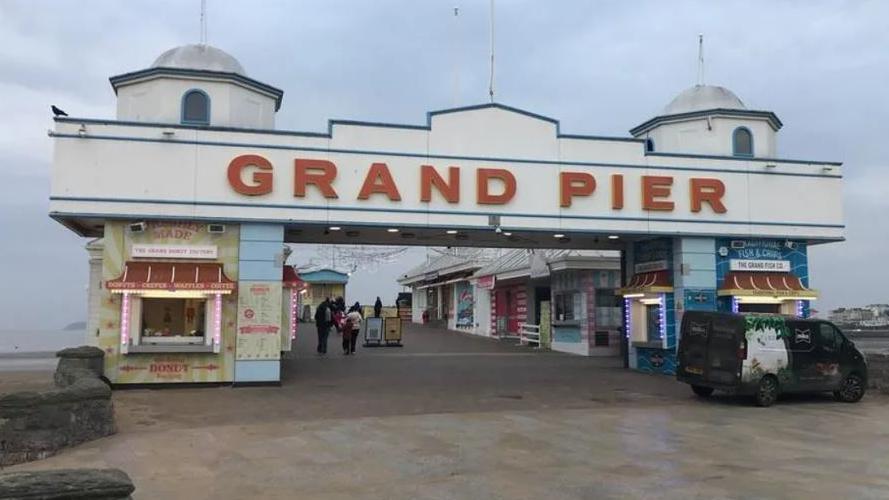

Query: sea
left=0, top=329, right=86, bottom=371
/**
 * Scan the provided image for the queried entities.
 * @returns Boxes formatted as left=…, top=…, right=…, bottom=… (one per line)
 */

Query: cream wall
left=115, top=77, right=277, bottom=128
left=644, top=116, right=777, bottom=157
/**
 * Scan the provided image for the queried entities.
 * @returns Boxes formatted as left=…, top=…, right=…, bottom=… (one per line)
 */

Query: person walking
left=334, top=296, right=346, bottom=314
left=343, top=302, right=363, bottom=355
left=314, top=298, right=332, bottom=355
left=374, top=296, right=383, bottom=318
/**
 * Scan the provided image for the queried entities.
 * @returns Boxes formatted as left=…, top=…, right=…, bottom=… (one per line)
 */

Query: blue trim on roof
left=50, top=195, right=846, bottom=229
left=48, top=132, right=843, bottom=178
left=630, top=108, right=783, bottom=136
left=644, top=151, right=842, bottom=167
left=55, top=117, right=331, bottom=138
left=109, top=67, right=284, bottom=111
left=55, top=102, right=645, bottom=145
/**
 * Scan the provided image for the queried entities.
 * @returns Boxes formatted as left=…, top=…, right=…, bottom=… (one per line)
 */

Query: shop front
left=715, top=238, right=817, bottom=316
left=620, top=239, right=677, bottom=373
left=550, top=262, right=622, bottom=357
left=281, top=266, right=306, bottom=352
left=94, top=221, right=242, bottom=384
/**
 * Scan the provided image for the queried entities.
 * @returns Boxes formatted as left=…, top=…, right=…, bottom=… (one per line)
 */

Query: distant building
left=829, top=304, right=889, bottom=327
left=299, top=269, right=349, bottom=320
left=399, top=249, right=621, bottom=357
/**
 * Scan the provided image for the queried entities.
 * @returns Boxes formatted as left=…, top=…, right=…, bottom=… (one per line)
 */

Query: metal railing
left=518, top=323, right=541, bottom=348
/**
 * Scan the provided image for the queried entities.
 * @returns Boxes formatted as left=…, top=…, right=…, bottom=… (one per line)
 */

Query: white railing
left=518, top=323, right=541, bottom=348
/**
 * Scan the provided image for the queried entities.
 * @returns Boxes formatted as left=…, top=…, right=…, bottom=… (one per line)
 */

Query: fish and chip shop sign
left=729, top=259, right=791, bottom=272
left=49, top=105, right=844, bottom=241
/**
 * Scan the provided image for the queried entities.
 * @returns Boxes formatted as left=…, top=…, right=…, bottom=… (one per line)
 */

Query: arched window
left=181, top=89, right=210, bottom=125
left=645, top=138, right=655, bottom=152
left=732, top=127, right=753, bottom=157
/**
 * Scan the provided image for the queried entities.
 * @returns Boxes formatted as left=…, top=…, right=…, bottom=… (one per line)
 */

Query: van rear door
left=705, top=315, right=744, bottom=386
left=679, top=312, right=744, bottom=386
left=678, top=313, right=710, bottom=379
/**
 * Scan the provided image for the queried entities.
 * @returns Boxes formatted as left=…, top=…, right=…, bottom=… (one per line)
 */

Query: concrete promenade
left=6, top=323, right=889, bottom=499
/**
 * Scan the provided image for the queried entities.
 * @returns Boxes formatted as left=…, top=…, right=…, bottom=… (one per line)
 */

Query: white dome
left=151, top=44, right=246, bottom=76
left=662, top=85, right=746, bottom=115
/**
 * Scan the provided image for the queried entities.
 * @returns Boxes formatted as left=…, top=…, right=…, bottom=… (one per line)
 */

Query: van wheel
left=755, top=376, right=779, bottom=407
left=834, top=373, right=865, bottom=403
left=691, top=385, right=714, bottom=397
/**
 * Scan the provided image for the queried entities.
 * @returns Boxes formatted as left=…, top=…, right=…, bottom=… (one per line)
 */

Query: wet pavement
left=7, top=323, right=889, bottom=499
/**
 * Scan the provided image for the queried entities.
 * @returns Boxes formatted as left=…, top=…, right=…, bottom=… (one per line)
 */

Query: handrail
left=518, top=323, right=541, bottom=348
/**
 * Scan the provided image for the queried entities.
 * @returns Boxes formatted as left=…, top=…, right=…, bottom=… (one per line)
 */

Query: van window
left=818, top=323, right=841, bottom=349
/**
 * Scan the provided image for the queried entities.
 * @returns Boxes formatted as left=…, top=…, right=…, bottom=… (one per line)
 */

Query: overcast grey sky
left=1, top=0, right=887, bottom=329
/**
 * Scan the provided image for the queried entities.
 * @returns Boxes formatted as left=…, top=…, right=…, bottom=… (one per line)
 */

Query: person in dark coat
left=374, top=296, right=383, bottom=318
left=334, top=296, right=346, bottom=314
left=314, top=298, right=333, bottom=355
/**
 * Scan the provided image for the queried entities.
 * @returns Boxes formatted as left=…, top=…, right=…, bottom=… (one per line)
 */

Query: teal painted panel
left=239, top=241, right=282, bottom=261
left=678, top=237, right=715, bottom=254
left=300, top=269, right=349, bottom=284
left=240, top=260, right=281, bottom=281
left=679, top=252, right=716, bottom=270
left=553, top=326, right=582, bottom=343
left=234, top=360, right=280, bottom=382
left=681, top=270, right=717, bottom=288
left=240, top=224, right=284, bottom=242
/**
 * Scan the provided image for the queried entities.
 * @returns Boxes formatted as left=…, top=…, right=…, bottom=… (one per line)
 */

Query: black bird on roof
left=51, top=105, right=68, bottom=117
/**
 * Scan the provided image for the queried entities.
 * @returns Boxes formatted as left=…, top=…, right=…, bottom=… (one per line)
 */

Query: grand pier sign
left=50, top=104, right=843, bottom=241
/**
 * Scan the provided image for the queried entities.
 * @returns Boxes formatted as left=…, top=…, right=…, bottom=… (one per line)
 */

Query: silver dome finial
left=697, top=33, right=704, bottom=86
left=200, top=0, right=208, bottom=46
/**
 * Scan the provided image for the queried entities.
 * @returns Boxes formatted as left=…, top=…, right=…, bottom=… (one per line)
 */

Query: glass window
left=594, top=331, right=610, bottom=347
left=595, top=289, right=621, bottom=308
left=140, top=297, right=207, bottom=344
left=733, top=127, right=753, bottom=156
left=645, top=138, right=655, bottom=152
left=554, top=292, right=577, bottom=321
left=182, top=90, right=210, bottom=124
left=646, top=304, right=662, bottom=340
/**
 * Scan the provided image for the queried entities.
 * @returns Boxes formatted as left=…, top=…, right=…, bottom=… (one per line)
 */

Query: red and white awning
left=106, top=261, right=236, bottom=293
left=282, top=266, right=306, bottom=289
left=718, top=272, right=817, bottom=298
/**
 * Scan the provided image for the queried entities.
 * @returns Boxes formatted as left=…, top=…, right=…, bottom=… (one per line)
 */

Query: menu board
left=365, top=317, right=383, bottom=343
left=236, top=281, right=282, bottom=360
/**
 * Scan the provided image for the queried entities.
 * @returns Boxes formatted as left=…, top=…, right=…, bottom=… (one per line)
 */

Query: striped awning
left=282, top=266, right=306, bottom=289
left=718, top=272, right=818, bottom=298
left=617, top=270, right=673, bottom=296
left=106, top=261, right=236, bottom=293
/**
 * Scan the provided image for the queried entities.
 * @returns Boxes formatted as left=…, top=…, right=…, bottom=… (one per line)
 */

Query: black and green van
left=677, top=311, right=868, bottom=407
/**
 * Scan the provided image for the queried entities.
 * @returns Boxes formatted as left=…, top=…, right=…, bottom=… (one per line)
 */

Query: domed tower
left=109, top=44, right=283, bottom=129
left=630, top=84, right=781, bottom=158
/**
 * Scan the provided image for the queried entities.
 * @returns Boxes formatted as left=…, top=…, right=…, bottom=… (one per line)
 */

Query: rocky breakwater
left=0, top=346, right=115, bottom=466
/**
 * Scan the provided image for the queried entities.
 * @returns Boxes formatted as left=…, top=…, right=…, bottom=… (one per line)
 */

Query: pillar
left=234, top=224, right=284, bottom=384
left=672, top=237, right=718, bottom=348
left=84, top=239, right=105, bottom=347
